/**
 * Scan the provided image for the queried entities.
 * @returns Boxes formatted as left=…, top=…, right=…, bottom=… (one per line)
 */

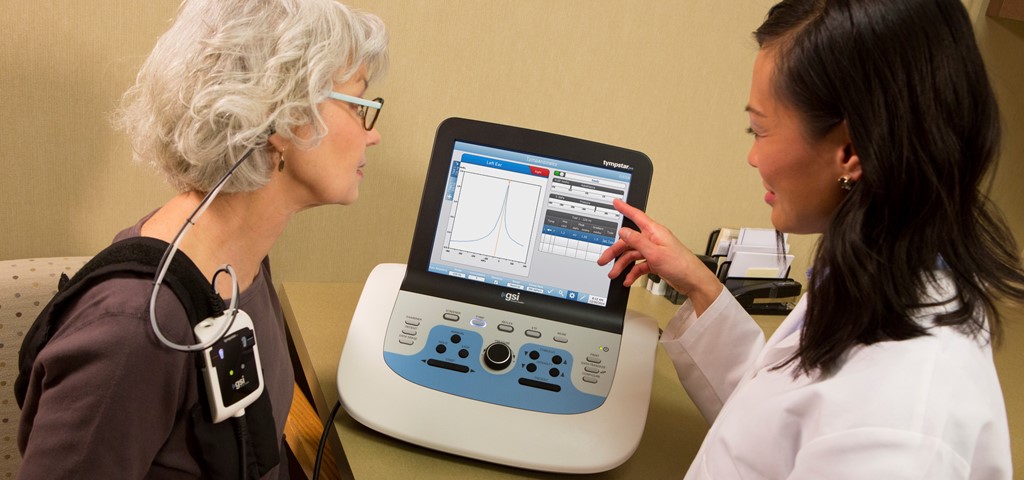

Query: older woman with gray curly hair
left=17, top=0, right=387, bottom=478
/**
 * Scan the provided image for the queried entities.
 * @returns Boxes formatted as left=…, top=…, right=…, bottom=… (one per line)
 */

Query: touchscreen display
left=426, top=141, right=631, bottom=308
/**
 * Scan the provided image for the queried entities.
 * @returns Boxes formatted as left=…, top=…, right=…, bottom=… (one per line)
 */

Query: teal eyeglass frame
left=328, top=91, right=384, bottom=130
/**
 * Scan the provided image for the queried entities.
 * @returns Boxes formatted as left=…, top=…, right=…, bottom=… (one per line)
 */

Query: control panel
left=338, top=263, right=660, bottom=473
left=383, top=290, right=621, bottom=414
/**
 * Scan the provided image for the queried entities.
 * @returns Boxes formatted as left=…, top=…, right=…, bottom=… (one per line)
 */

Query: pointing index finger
left=613, top=198, right=654, bottom=231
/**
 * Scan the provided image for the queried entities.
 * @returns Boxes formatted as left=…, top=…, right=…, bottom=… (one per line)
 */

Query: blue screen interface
left=426, top=141, right=633, bottom=307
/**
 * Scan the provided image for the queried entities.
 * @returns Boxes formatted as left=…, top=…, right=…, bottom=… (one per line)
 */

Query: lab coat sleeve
left=788, top=428, right=971, bottom=480
left=659, top=289, right=765, bottom=424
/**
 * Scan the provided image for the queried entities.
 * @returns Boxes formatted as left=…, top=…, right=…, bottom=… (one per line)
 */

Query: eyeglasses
left=328, top=92, right=384, bottom=131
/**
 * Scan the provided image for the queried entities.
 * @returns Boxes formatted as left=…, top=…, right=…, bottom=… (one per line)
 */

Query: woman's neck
left=141, top=188, right=294, bottom=295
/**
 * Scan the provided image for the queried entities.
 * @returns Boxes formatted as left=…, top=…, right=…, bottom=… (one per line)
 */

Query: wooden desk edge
left=280, top=283, right=332, bottom=416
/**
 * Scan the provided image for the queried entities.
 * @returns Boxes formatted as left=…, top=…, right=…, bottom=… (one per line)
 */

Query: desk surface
left=281, top=281, right=784, bottom=479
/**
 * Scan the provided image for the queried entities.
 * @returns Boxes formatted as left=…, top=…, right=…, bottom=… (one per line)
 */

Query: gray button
left=399, top=338, right=414, bottom=345
left=497, top=324, right=514, bottom=333
left=443, top=313, right=459, bottom=321
left=586, top=356, right=602, bottom=364
left=525, top=329, right=542, bottom=338
left=584, top=366, right=600, bottom=374
left=405, top=318, right=421, bottom=326
left=582, top=376, right=598, bottom=384
left=553, top=336, right=568, bottom=343
left=402, top=328, right=417, bottom=336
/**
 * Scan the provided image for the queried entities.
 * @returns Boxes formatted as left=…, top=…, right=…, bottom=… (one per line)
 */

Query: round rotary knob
left=483, top=342, right=513, bottom=371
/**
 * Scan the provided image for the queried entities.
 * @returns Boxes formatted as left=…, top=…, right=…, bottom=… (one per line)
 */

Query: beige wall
left=2, top=0, right=1022, bottom=471
left=2, top=0, right=782, bottom=278
left=968, top=3, right=1024, bottom=474
left=3, top=1, right=1020, bottom=285
left=974, top=7, right=1024, bottom=250
left=275, top=0, right=788, bottom=283
left=4, top=1, right=1021, bottom=285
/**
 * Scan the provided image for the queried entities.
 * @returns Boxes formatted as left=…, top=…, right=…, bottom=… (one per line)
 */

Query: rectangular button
left=427, top=359, right=470, bottom=373
left=518, top=378, right=561, bottom=392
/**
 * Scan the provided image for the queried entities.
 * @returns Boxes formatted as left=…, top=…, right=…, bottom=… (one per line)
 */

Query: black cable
left=231, top=415, right=250, bottom=480
left=313, top=401, right=342, bottom=480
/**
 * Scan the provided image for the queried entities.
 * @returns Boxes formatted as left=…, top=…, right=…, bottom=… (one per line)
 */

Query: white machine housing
left=337, top=263, right=660, bottom=474
left=194, top=310, right=264, bottom=423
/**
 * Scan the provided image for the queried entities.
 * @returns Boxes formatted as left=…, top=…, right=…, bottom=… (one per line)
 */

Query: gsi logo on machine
left=501, top=291, right=524, bottom=304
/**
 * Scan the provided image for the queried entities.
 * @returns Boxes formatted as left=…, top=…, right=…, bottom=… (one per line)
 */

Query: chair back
left=0, top=257, right=90, bottom=478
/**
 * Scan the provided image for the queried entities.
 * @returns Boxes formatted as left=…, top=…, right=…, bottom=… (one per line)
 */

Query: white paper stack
left=723, top=228, right=792, bottom=279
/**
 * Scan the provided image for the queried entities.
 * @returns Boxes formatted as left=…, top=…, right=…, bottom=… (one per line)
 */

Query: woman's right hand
left=597, top=199, right=723, bottom=314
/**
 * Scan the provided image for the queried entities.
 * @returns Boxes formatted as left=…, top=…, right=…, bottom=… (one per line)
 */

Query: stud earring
left=838, top=176, right=855, bottom=191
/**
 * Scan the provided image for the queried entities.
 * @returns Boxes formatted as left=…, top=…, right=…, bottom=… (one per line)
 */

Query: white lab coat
left=661, top=276, right=1012, bottom=479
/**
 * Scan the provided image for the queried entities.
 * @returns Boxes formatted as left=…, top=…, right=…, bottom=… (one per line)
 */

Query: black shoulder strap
left=15, top=236, right=281, bottom=478
left=15, top=236, right=225, bottom=408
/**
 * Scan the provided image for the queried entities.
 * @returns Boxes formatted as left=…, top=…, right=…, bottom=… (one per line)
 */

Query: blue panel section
left=541, top=224, right=615, bottom=246
left=384, top=326, right=606, bottom=414
left=459, top=154, right=539, bottom=176
left=454, top=141, right=633, bottom=183
left=445, top=160, right=461, bottom=200
left=427, top=263, right=589, bottom=301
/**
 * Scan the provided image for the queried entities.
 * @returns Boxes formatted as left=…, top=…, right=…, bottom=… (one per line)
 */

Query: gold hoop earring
left=838, top=176, right=855, bottom=191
